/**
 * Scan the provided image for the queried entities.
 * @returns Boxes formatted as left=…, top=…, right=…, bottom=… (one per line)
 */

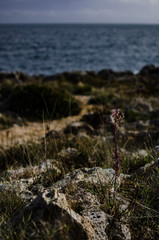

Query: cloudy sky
left=0, top=0, right=159, bottom=24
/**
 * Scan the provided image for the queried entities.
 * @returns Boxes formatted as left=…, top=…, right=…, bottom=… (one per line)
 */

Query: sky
left=0, top=0, right=159, bottom=24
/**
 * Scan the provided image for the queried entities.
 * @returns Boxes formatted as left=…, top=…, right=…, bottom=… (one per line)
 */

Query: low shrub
left=8, top=84, right=81, bottom=120
left=0, top=114, right=14, bottom=129
left=0, top=81, right=13, bottom=101
left=74, top=82, right=92, bottom=95
left=88, top=92, right=114, bottom=105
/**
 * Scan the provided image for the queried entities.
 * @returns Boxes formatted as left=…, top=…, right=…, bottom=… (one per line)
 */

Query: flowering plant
left=107, top=109, right=124, bottom=188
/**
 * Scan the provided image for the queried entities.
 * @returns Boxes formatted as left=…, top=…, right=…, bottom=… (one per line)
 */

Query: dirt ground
left=0, top=96, right=95, bottom=148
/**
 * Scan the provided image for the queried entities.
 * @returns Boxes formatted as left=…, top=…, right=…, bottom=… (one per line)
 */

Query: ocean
left=0, top=23, right=159, bottom=75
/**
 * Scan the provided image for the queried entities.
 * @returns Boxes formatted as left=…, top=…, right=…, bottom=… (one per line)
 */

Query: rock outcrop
left=0, top=166, right=132, bottom=240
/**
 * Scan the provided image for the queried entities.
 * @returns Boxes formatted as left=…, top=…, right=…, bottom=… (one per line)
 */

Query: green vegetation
left=0, top=135, right=112, bottom=174
left=29, top=168, right=65, bottom=188
left=9, top=84, right=81, bottom=120
left=0, top=114, right=16, bottom=129
left=0, top=189, right=27, bottom=223
left=0, top=141, right=43, bottom=171
left=121, top=155, right=153, bottom=174
left=74, top=82, right=92, bottom=95
left=0, top=67, right=159, bottom=239
left=0, top=81, right=14, bottom=101
left=88, top=90, right=116, bottom=105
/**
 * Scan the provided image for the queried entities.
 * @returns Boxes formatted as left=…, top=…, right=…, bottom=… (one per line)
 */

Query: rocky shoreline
left=0, top=65, right=159, bottom=239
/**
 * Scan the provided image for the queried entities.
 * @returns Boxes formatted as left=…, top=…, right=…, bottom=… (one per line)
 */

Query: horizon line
left=0, top=22, right=159, bottom=25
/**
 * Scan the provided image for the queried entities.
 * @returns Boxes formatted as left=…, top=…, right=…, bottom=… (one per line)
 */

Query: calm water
left=0, top=24, right=159, bottom=75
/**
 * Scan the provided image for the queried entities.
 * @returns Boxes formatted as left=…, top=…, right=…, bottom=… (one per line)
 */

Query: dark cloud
left=0, top=0, right=158, bottom=23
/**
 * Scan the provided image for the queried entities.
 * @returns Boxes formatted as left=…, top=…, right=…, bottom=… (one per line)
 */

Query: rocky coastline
left=0, top=64, right=159, bottom=239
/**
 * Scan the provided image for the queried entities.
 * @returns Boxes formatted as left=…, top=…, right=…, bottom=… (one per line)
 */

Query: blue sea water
left=0, top=24, right=159, bottom=75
